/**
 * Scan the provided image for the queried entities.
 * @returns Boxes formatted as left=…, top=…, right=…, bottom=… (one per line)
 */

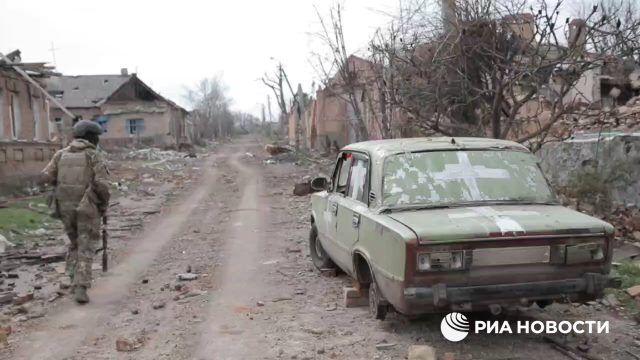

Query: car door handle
left=352, top=213, right=360, bottom=228
left=330, top=202, right=338, bottom=216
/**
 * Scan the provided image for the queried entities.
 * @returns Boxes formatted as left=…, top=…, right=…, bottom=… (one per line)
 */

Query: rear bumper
left=402, top=273, right=619, bottom=312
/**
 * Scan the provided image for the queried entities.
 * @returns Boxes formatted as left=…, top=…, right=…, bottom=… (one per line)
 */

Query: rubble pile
left=558, top=95, right=640, bottom=133
left=123, top=148, right=185, bottom=162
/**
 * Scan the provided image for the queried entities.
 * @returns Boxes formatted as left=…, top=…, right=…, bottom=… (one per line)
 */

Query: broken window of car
left=347, top=157, right=369, bottom=203
left=333, top=153, right=353, bottom=195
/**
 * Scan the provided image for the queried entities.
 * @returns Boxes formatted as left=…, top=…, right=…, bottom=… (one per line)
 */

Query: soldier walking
left=42, top=120, right=110, bottom=304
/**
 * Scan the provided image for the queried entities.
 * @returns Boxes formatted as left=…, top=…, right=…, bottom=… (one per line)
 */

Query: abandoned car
left=309, top=137, right=618, bottom=319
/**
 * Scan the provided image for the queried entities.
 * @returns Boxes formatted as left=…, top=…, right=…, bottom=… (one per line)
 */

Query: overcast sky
left=1, top=0, right=402, bottom=115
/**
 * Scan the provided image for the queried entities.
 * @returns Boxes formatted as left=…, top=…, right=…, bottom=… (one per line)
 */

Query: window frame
left=331, top=151, right=371, bottom=206
left=331, top=152, right=353, bottom=195
left=127, top=118, right=145, bottom=135
left=346, top=155, right=370, bottom=205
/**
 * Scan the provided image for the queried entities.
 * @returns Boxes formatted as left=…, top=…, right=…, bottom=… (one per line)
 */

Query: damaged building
left=47, top=69, right=189, bottom=148
left=0, top=50, right=62, bottom=185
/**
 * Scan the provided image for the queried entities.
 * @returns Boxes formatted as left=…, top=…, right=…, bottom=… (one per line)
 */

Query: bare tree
left=369, top=0, right=640, bottom=150
left=261, top=64, right=289, bottom=132
left=184, top=76, right=233, bottom=142
left=312, top=3, right=369, bottom=142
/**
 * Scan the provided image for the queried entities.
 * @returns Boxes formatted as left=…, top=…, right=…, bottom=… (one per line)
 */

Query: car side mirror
left=310, top=177, right=329, bottom=191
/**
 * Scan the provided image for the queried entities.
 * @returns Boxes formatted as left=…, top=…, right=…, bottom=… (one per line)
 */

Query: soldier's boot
left=74, top=286, right=89, bottom=304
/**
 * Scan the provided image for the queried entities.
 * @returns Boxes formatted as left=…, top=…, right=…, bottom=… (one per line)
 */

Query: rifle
left=101, top=216, right=108, bottom=272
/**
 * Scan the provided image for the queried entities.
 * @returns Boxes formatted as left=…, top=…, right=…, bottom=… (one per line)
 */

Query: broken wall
left=0, top=70, right=61, bottom=183
left=538, top=134, right=640, bottom=206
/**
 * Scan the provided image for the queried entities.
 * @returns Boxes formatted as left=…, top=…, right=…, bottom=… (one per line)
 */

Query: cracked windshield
left=383, top=150, right=555, bottom=207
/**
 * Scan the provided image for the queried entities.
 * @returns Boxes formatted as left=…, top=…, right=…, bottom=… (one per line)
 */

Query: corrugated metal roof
left=46, top=75, right=131, bottom=108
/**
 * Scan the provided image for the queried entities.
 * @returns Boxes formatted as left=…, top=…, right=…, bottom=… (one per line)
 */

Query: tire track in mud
left=194, top=150, right=272, bottom=359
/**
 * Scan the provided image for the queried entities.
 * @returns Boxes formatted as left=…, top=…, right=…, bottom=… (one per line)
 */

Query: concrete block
left=343, top=286, right=369, bottom=308
left=408, top=345, right=436, bottom=360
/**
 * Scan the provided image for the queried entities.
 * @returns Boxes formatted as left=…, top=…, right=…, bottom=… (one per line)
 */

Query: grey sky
left=1, top=0, right=400, bottom=115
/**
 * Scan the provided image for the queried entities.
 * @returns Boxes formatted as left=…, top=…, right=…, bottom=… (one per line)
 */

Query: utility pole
left=49, top=42, right=59, bottom=68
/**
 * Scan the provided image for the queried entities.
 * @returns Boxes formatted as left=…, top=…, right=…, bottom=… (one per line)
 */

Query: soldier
left=42, top=120, right=110, bottom=304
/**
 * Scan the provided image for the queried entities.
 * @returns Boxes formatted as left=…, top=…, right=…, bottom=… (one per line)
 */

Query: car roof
left=342, top=137, right=529, bottom=158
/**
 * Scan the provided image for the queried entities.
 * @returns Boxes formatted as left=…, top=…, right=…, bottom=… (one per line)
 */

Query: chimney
left=441, top=0, right=458, bottom=36
left=568, top=19, right=587, bottom=55
left=120, top=68, right=129, bottom=76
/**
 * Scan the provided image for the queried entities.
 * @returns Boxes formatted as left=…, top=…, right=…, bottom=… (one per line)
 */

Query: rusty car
left=308, top=137, right=618, bottom=319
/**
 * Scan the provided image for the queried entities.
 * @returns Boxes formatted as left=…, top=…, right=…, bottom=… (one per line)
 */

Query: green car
left=309, top=137, right=618, bottom=320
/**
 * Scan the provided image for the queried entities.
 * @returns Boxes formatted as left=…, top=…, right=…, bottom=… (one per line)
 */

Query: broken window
left=347, top=157, right=369, bottom=204
left=127, top=118, right=145, bottom=135
left=10, top=94, right=21, bottom=139
left=332, top=153, right=353, bottom=195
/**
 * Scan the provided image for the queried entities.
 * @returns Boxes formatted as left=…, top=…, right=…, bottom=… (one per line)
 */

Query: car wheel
left=309, top=225, right=335, bottom=270
left=369, top=278, right=388, bottom=321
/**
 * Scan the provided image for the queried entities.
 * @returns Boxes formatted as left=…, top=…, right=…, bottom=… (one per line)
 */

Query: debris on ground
left=264, top=144, right=292, bottom=156
left=408, top=345, right=436, bottom=360
left=115, top=336, right=145, bottom=352
left=343, top=287, right=368, bottom=308
left=628, top=285, right=640, bottom=298
left=375, top=341, right=396, bottom=350
left=0, top=235, right=15, bottom=253
left=152, top=302, right=166, bottom=310
left=0, top=324, right=11, bottom=348
left=176, top=273, right=198, bottom=281
left=0, top=292, right=16, bottom=305
left=13, top=293, right=34, bottom=306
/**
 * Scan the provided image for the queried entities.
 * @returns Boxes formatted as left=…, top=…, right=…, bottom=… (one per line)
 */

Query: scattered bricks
left=115, top=337, right=138, bottom=352
left=343, top=287, right=369, bottom=308
left=13, top=293, right=34, bottom=306
left=408, top=345, right=436, bottom=360
left=628, top=285, right=640, bottom=298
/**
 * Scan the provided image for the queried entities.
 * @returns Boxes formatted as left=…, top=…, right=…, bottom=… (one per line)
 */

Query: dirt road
left=2, top=138, right=638, bottom=360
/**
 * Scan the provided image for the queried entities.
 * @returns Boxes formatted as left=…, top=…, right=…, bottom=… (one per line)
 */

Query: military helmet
left=72, top=120, right=103, bottom=138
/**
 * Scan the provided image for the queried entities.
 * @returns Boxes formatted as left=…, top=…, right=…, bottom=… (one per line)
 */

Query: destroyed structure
left=47, top=69, right=189, bottom=149
left=0, top=50, right=61, bottom=184
left=287, top=12, right=640, bottom=151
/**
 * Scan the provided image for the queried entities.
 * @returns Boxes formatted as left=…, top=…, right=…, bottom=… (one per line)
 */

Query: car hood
left=386, top=205, right=614, bottom=243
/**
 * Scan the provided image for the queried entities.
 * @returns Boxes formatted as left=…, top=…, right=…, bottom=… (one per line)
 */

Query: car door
left=333, top=153, right=370, bottom=274
left=321, top=152, right=353, bottom=267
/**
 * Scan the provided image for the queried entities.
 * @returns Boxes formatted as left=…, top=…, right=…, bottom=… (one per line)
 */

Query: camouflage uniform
left=43, top=139, right=110, bottom=288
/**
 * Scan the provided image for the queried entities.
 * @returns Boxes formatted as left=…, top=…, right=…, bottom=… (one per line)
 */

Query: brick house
left=0, top=50, right=61, bottom=185
left=288, top=55, right=405, bottom=152
left=48, top=69, right=188, bottom=148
